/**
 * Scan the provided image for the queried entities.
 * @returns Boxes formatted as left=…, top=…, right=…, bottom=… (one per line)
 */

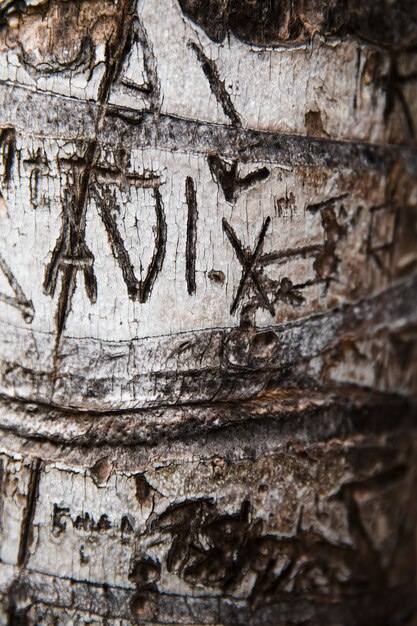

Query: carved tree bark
left=0, top=1, right=417, bottom=624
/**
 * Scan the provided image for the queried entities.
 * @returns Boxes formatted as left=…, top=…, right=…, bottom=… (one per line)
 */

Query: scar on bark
left=146, top=458, right=411, bottom=608
left=90, top=456, right=113, bottom=486
left=135, top=473, right=155, bottom=505
left=188, top=40, right=241, bottom=127
left=185, top=176, right=198, bottom=295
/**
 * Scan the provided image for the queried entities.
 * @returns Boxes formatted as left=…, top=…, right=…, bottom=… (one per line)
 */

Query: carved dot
left=280, top=277, right=293, bottom=292
left=208, top=269, right=225, bottom=285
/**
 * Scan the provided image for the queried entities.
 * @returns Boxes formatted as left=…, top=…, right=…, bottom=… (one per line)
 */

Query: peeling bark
left=0, top=0, right=416, bottom=624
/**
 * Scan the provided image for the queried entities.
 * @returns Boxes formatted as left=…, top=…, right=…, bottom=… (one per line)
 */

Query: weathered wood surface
left=0, top=0, right=416, bottom=624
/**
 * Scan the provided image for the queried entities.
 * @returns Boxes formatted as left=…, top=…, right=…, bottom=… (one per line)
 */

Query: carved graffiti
left=37, top=0, right=161, bottom=344
left=233, top=192, right=350, bottom=319
left=92, top=182, right=167, bottom=304
left=0, top=127, right=34, bottom=322
left=208, top=155, right=270, bottom=203
left=45, top=150, right=167, bottom=341
left=43, top=156, right=98, bottom=341
left=185, top=176, right=198, bottom=295
left=23, top=148, right=50, bottom=210
left=52, top=504, right=112, bottom=537
left=141, top=465, right=406, bottom=610
left=305, top=193, right=348, bottom=288
left=117, top=14, right=161, bottom=110
left=188, top=41, right=241, bottom=127
left=223, top=216, right=274, bottom=315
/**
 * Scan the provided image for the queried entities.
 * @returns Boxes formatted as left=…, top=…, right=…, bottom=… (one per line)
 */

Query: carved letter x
left=222, top=216, right=275, bottom=316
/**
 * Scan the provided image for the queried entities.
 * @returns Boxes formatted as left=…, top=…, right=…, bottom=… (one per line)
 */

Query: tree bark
left=0, top=1, right=416, bottom=624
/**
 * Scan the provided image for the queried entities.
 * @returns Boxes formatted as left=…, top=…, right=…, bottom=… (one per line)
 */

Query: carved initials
left=43, top=181, right=98, bottom=339
left=92, top=184, right=167, bottom=303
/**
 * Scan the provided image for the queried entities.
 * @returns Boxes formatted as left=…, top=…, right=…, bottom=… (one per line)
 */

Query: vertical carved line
left=17, top=458, right=42, bottom=567
left=0, top=127, right=15, bottom=184
left=185, top=177, right=198, bottom=295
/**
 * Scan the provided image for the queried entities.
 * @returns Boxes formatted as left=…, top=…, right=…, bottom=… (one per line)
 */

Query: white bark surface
left=0, top=0, right=416, bottom=624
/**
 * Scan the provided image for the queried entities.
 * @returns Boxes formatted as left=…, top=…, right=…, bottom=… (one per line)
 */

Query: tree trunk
left=0, top=1, right=417, bottom=624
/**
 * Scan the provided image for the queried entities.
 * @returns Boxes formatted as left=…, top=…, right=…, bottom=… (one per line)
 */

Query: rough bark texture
left=0, top=0, right=416, bottom=624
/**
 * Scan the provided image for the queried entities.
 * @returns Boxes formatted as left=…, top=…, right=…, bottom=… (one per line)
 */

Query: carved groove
left=118, top=15, right=161, bottom=111
left=17, top=458, right=42, bottom=567
left=208, top=155, right=270, bottom=203
left=188, top=41, right=241, bottom=127
left=223, top=216, right=274, bottom=315
left=0, top=127, right=15, bottom=184
left=92, top=184, right=167, bottom=303
left=185, top=176, right=198, bottom=295
left=43, top=0, right=147, bottom=345
left=139, top=187, right=167, bottom=303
